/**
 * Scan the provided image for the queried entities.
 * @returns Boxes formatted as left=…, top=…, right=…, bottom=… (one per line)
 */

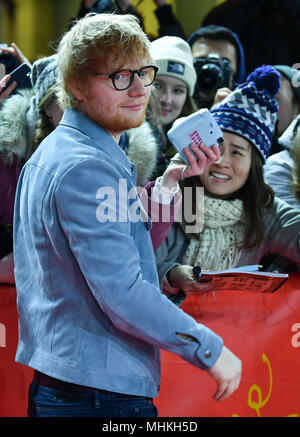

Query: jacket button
left=204, top=350, right=211, bottom=359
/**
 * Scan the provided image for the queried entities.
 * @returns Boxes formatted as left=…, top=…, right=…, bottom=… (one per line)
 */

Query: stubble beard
left=99, top=106, right=148, bottom=133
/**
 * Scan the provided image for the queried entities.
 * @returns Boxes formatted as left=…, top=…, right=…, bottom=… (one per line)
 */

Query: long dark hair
left=238, top=147, right=274, bottom=250
left=181, top=147, right=275, bottom=250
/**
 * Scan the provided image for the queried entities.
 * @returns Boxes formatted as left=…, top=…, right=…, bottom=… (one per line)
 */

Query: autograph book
left=197, top=265, right=289, bottom=293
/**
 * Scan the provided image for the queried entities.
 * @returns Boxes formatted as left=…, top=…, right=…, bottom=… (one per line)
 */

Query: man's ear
left=67, top=79, right=86, bottom=101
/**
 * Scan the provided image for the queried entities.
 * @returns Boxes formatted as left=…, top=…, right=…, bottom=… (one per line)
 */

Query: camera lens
left=197, top=63, right=224, bottom=93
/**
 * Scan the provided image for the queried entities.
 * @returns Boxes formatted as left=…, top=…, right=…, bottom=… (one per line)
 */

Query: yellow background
left=0, top=0, right=223, bottom=62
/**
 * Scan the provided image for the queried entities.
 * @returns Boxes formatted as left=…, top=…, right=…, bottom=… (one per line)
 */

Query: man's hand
left=208, top=346, right=242, bottom=401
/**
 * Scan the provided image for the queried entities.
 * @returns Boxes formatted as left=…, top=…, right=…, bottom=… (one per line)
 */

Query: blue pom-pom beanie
left=211, top=65, right=281, bottom=162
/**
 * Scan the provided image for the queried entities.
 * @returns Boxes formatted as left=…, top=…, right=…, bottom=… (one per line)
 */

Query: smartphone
left=3, top=62, right=32, bottom=93
left=167, top=108, right=224, bottom=164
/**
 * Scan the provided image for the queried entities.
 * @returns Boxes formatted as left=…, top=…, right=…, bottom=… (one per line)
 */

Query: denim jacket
left=14, top=109, right=223, bottom=398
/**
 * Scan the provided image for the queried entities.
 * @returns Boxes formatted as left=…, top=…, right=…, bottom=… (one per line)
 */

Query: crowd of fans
left=1, top=0, right=300, bottom=418
left=0, top=0, right=299, bottom=283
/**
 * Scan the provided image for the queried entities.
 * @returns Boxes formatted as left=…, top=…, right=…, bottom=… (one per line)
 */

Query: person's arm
left=261, top=197, right=300, bottom=268
left=0, top=43, right=31, bottom=67
left=55, top=155, right=241, bottom=400
left=264, top=152, right=299, bottom=209
left=0, top=75, right=17, bottom=101
left=146, top=143, right=220, bottom=251
left=154, top=0, right=185, bottom=38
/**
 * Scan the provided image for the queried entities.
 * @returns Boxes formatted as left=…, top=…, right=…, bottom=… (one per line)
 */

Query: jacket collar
left=60, top=108, right=134, bottom=177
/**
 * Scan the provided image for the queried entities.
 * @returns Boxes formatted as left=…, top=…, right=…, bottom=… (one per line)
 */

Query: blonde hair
left=292, top=130, right=300, bottom=203
left=56, top=13, right=152, bottom=110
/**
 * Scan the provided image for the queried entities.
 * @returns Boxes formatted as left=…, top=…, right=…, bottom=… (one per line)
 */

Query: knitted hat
left=211, top=65, right=281, bottom=163
left=274, top=65, right=300, bottom=106
left=30, top=54, right=58, bottom=107
left=150, top=36, right=197, bottom=96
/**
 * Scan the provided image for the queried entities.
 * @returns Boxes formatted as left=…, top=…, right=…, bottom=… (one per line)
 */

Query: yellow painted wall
left=136, top=0, right=223, bottom=39
left=1, top=0, right=224, bottom=62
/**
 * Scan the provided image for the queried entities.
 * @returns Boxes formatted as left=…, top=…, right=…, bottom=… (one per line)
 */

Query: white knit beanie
left=150, top=36, right=197, bottom=96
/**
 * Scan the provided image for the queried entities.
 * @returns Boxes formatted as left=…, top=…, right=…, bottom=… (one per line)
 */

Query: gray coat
left=264, top=115, right=300, bottom=210
left=155, top=196, right=300, bottom=288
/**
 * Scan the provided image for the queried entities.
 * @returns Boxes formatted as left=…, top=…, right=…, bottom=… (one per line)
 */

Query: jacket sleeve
left=55, top=157, right=223, bottom=370
left=264, top=152, right=299, bottom=209
left=262, top=197, right=300, bottom=270
left=154, top=224, right=185, bottom=279
left=143, top=180, right=182, bottom=252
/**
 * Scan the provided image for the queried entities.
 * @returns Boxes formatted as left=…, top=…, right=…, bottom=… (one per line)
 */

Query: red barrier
left=1, top=275, right=300, bottom=417
left=156, top=273, right=300, bottom=417
left=0, top=286, right=33, bottom=417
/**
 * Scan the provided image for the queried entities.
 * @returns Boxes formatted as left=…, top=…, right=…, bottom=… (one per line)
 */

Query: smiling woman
left=199, top=132, right=252, bottom=197
left=155, top=65, right=300, bottom=302
left=149, top=35, right=198, bottom=179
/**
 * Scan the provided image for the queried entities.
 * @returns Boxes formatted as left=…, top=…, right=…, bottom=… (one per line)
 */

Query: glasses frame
left=94, top=65, right=158, bottom=91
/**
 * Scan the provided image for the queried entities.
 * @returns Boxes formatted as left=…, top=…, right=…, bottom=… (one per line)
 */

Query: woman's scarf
left=182, top=195, right=246, bottom=271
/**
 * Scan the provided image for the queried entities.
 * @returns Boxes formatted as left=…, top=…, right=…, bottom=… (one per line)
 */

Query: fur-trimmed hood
left=0, top=88, right=37, bottom=165
left=278, top=114, right=300, bottom=151
left=125, top=121, right=158, bottom=186
left=0, top=90, right=158, bottom=184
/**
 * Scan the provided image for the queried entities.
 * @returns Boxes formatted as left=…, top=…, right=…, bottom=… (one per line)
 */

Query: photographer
left=187, top=25, right=246, bottom=109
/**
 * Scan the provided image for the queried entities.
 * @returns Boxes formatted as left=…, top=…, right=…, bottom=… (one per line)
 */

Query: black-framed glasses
left=94, top=65, right=158, bottom=91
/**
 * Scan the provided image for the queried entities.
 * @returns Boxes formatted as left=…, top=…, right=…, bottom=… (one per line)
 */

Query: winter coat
left=155, top=196, right=300, bottom=302
left=264, top=115, right=300, bottom=209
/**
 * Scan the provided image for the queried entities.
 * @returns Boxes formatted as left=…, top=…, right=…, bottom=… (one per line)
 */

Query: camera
left=0, top=43, right=20, bottom=74
left=193, top=54, right=232, bottom=94
left=167, top=108, right=224, bottom=164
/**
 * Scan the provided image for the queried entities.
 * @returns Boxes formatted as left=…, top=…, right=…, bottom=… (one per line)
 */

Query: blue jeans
left=28, top=381, right=158, bottom=417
